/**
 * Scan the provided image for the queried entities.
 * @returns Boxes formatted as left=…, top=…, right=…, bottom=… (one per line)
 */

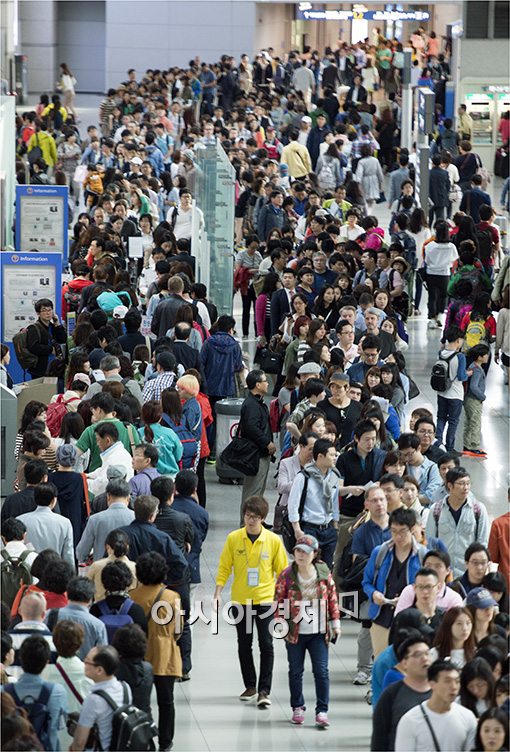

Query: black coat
left=170, top=340, right=206, bottom=389
left=119, top=520, right=189, bottom=586
left=345, top=84, right=368, bottom=105
left=116, top=660, right=154, bottom=716
left=238, top=392, right=272, bottom=456
left=26, top=319, right=67, bottom=378
left=429, top=166, right=450, bottom=208
left=270, top=288, right=291, bottom=335
left=154, top=505, right=194, bottom=554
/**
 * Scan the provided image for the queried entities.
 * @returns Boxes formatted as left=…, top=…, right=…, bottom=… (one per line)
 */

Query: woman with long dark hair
left=430, top=606, right=476, bottom=668
left=255, top=272, right=281, bottom=343
left=408, top=207, right=432, bottom=313
left=313, top=285, right=339, bottom=329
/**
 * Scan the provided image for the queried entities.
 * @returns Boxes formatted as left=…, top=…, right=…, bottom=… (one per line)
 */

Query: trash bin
left=215, top=397, right=245, bottom=484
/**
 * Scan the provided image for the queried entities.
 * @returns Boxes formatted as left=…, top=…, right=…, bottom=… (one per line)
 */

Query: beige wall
left=254, top=2, right=293, bottom=55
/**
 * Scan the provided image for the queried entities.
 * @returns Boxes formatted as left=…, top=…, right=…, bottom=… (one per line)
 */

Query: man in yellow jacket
left=214, top=495, right=287, bottom=708
left=281, top=129, right=312, bottom=180
left=27, top=121, right=58, bottom=169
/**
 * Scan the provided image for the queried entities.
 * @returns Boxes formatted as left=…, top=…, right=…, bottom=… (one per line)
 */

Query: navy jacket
left=306, top=126, right=332, bottom=169
left=200, top=332, right=243, bottom=398
left=172, top=494, right=209, bottom=584
left=429, top=166, right=450, bottom=208
left=270, top=288, right=292, bottom=335
left=119, top=519, right=189, bottom=586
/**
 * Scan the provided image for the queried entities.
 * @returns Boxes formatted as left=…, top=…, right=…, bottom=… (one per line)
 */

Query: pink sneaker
left=315, top=712, right=330, bottom=729
left=291, top=707, right=305, bottom=725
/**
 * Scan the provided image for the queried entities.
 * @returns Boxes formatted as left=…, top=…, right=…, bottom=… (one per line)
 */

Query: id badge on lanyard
left=247, top=568, right=260, bottom=587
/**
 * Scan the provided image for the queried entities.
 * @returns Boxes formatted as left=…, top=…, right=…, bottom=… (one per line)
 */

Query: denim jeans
left=233, top=603, right=275, bottom=693
left=286, top=633, right=329, bottom=713
left=436, top=396, right=463, bottom=451
left=300, top=523, right=338, bottom=569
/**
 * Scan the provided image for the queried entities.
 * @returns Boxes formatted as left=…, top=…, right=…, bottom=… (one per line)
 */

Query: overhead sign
left=296, top=4, right=429, bottom=22
left=15, top=184, right=69, bottom=263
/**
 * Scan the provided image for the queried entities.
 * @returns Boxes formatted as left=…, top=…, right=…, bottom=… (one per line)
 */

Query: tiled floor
left=38, top=95, right=508, bottom=751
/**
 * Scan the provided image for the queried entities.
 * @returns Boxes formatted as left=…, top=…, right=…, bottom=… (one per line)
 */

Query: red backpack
left=269, top=398, right=285, bottom=434
left=46, top=395, right=80, bottom=437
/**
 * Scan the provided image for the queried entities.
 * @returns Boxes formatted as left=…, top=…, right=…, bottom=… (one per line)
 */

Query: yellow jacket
left=216, top=526, right=288, bottom=605
left=280, top=141, right=312, bottom=178
left=41, top=103, right=68, bottom=124
left=27, top=131, right=58, bottom=167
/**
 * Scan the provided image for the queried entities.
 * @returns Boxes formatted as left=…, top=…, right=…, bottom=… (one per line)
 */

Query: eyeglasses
left=415, top=584, right=437, bottom=591
left=83, top=660, right=98, bottom=667
left=454, top=480, right=471, bottom=487
left=244, top=513, right=262, bottom=521
left=417, top=429, right=435, bottom=436
left=391, top=527, right=410, bottom=537
left=469, top=559, right=489, bottom=567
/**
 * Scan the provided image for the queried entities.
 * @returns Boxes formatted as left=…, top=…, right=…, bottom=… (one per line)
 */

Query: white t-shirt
left=409, top=227, right=432, bottom=269
left=424, top=241, right=458, bottom=276
left=339, top=224, right=365, bottom=241
left=395, top=700, right=477, bottom=752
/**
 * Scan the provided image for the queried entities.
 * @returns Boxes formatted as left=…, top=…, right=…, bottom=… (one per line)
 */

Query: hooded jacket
left=199, top=332, right=243, bottom=397
left=115, top=659, right=154, bottom=715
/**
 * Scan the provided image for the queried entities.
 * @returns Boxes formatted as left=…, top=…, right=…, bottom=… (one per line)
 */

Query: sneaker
left=177, top=673, right=190, bottom=682
left=413, top=308, right=421, bottom=315
left=427, top=319, right=436, bottom=329
left=206, top=456, right=216, bottom=465
left=315, top=712, right=330, bottom=729
left=291, top=707, right=305, bottom=725
left=462, top=448, right=487, bottom=458
left=435, top=319, right=442, bottom=327
left=257, top=691, right=271, bottom=708
left=365, top=689, right=373, bottom=705
left=239, top=688, right=256, bottom=702
left=352, top=670, right=370, bottom=685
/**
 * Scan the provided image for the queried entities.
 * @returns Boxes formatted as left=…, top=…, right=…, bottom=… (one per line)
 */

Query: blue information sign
left=0, top=251, right=63, bottom=383
left=15, top=184, right=69, bottom=264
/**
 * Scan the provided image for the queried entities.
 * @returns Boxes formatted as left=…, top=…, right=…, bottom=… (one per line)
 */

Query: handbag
left=408, top=377, right=420, bottom=400
left=256, top=347, right=283, bottom=374
left=280, top=471, right=309, bottom=553
left=57, top=662, right=100, bottom=749
left=28, top=133, right=42, bottom=164
left=220, top=427, right=260, bottom=476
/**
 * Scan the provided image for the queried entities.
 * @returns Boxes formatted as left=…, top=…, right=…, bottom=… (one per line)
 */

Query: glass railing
left=194, top=141, right=235, bottom=316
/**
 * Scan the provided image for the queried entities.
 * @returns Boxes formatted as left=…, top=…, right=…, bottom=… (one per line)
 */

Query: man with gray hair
left=364, top=307, right=396, bottom=359
left=76, top=478, right=134, bottom=563
left=84, top=354, right=143, bottom=405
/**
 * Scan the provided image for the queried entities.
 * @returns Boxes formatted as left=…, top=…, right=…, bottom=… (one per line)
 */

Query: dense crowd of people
left=3, top=29, right=510, bottom=752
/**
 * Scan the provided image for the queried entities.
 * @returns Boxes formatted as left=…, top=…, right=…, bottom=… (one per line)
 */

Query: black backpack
left=1, top=549, right=33, bottom=607
left=94, top=682, right=158, bottom=751
left=475, top=227, right=493, bottom=262
left=430, top=350, right=457, bottom=392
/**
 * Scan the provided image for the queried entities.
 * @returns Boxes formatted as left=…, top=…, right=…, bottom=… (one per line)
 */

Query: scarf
left=303, top=462, right=339, bottom=516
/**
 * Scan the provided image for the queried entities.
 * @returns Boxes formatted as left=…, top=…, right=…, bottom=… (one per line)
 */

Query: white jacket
left=87, top=441, right=133, bottom=496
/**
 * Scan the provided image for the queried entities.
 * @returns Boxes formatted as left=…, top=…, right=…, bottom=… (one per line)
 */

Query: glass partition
left=194, top=142, right=235, bottom=316
left=0, top=96, right=16, bottom=249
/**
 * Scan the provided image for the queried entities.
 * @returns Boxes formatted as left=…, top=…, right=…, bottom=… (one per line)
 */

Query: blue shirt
left=351, top=519, right=391, bottom=557
left=3, top=673, right=68, bottom=751
left=47, top=604, right=107, bottom=659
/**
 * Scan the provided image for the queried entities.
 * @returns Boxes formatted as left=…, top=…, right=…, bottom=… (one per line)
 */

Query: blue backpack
left=96, top=598, right=134, bottom=643
left=4, top=682, right=53, bottom=750
left=162, top=413, right=198, bottom=469
left=96, top=290, right=132, bottom=316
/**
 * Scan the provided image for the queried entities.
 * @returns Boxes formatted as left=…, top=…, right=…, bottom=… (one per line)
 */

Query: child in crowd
left=463, top=343, right=490, bottom=458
